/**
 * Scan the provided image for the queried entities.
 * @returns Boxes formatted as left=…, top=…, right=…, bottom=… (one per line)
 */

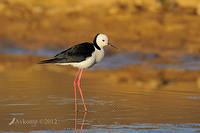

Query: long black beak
left=108, top=43, right=118, bottom=49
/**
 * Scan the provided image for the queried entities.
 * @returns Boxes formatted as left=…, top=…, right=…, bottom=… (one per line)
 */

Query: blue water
left=187, top=97, right=200, bottom=99
left=93, top=52, right=152, bottom=70
left=0, top=47, right=61, bottom=57
left=1, top=46, right=200, bottom=70
left=3, top=123, right=200, bottom=133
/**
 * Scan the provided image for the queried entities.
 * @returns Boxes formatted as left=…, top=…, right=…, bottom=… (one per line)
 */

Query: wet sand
left=0, top=54, right=200, bottom=132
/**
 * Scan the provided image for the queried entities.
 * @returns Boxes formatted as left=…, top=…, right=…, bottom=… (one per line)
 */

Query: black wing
left=49, top=42, right=95, bottom=63
left=39, top=42, right=95, bottom=64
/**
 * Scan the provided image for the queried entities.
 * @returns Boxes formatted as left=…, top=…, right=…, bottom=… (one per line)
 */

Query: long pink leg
left=74, top=69, right=81, bottom=131
left=77, top=68, right=87, bottom=112
left=74, top=110, right=77, bottom=133
left=81, top=111, right=87, bottom=130
left=74, top=69, right=81, bottom=112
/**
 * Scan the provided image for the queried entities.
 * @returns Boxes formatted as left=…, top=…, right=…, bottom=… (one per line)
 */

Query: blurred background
left=0, top=0, right=200, bottom=53
left=1, top=0, right=200, bottom=132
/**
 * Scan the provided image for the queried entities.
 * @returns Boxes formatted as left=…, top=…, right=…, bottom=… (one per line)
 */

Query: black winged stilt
left=39, top=34, right=117, bottom=112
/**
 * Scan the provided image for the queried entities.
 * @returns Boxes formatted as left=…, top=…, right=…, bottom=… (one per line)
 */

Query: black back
left=39, top=42, right=95, bottom=64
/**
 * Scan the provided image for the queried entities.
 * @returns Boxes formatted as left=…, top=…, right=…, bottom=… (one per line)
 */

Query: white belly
left=56, top=52, right=96, bottom=69
left=56, top=48, right=104, bottom=69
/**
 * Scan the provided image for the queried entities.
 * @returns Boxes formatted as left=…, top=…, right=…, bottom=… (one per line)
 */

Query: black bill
left=108, top=43, right=118, bottom=49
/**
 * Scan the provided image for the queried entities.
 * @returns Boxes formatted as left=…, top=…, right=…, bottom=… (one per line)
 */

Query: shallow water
left=1, top=46, right=200, bottom=71
left=0, top=69, right=200, bottom=133
left=1, top=47, right=200, bottom=132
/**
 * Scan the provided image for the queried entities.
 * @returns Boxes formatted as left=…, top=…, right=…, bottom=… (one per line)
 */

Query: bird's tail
left=38, top=58, right=59, bottom=64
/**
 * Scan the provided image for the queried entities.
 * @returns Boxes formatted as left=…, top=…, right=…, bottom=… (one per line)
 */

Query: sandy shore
left=0, top=1, right=200, bottom=56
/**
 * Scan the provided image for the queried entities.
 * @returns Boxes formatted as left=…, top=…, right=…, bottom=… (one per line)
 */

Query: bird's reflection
left=74, top=110, right=87, bottom=132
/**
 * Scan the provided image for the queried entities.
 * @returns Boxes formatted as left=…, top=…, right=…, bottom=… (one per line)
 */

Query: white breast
left=95, top=48, right=104, bottom=63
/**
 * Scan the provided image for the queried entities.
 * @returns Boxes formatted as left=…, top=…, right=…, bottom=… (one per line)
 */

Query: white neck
left=95, top=47, right=105, bottom=63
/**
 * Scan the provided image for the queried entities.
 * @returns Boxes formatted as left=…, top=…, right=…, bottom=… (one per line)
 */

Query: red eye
left=102, top=40, right=105, bottom=42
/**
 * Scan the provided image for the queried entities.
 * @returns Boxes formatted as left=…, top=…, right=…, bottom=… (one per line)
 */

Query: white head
left=93, top=34, right=109, bottom=48
left=93, top=33, right=117, bottom=50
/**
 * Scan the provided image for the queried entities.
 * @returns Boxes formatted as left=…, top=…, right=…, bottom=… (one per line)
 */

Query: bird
left=38, top=33, right=117, bottom=112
